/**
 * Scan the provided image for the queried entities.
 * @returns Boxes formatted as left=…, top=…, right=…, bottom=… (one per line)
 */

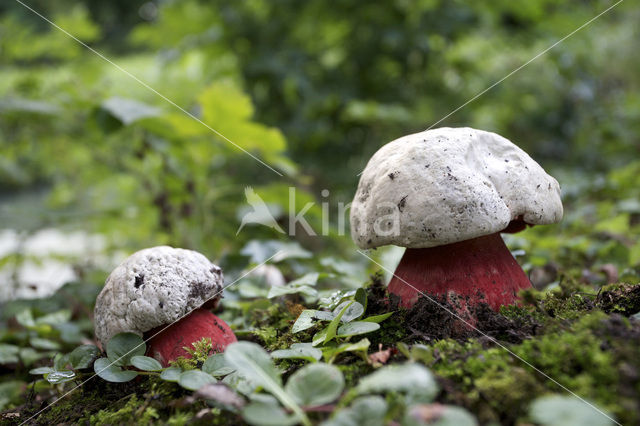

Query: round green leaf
left=336, top=321, right=380, bottom=337
left=94, top=357, right=138, bottom=383
left=69, top=345, right=100, bottom=369
left=106, top=333, right=146, bottom=366
left=285, top=363, right=344, bottom=407
left=202, top=353, right=235, bottom=376
left=242, top=401, right=299, bottom=426
left=160, top=367, right=182, bottom=382
left=130, top=355, right=163, bottom=371
left=178, top=370, right=216, bottom=391
left=356, top=363, right=438, bottom=403
left=529, top=395, right=615, bottom=426
left=29, top=367, right=54, bottom=375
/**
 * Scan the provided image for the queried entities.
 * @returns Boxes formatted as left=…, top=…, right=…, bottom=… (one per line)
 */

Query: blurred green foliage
left=0, top=1, right=638, bottom=292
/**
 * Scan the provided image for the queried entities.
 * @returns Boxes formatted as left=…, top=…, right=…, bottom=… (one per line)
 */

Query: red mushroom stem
left=387, top=232, right=531, bottom=312
left=146, top=308, right=237, bottom=367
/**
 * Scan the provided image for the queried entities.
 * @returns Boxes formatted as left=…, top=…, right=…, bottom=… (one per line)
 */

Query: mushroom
left=350, top=127, right=563, bottom=313
left=94, top=246, right=237, bottom=366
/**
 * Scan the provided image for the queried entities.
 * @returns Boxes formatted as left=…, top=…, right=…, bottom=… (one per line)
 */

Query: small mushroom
left=350, top=127, right=563, bottom=313
left=94, top=246, right=236, bottom=366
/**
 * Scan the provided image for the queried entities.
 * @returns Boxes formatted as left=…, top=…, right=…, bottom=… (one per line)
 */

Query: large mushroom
left=350, top=127, right=563, bottom=314
left=94, top=246, right=237, bottom=366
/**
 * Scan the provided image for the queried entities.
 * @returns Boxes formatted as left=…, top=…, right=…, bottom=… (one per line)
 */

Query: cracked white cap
left=350, top=127, right=563, bottom=249
left=94, top=246, right=224, bottom=346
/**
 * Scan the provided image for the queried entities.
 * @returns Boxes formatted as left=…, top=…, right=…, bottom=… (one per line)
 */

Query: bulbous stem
left=387, top=233, right=531, bottom=311
left=145, top=308, right=237, bottom=367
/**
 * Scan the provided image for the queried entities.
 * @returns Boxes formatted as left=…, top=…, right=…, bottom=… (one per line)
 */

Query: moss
left=419, top=309, right=639, bottom=425
left=89, top=395, right=159, bottom=425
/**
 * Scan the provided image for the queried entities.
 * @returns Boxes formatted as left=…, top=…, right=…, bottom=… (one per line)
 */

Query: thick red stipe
left=146, top=308, right=237, bottom=367
left=387, top=232, right=531, bottom=311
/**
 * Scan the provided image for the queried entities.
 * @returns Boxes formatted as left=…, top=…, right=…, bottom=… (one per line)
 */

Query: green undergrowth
left=2, top=279, right=639, bottom=425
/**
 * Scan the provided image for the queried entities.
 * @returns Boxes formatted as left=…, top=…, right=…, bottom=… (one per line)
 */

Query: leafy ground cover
left=1, top=1, right=640, bottom=425
left=1, top=265, right=639, bottom=424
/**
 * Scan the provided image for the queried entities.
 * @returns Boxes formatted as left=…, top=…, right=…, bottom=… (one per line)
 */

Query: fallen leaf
left=368, top=344, right=391, bottom=365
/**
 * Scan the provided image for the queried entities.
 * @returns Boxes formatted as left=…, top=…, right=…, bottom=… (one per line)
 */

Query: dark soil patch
left=596, top=284, right=640, bottom=315
left=366, top=279, right=540, bottom=344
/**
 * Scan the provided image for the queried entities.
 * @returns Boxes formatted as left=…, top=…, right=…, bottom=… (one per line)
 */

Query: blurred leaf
left=202, top=353, right=236, bottom=377
left=404, top=404, right=478, bottom=426
left=225, top=342, right=309, bottom=426
left=322, top=396, right=387, bottom=426
left=356, top=363, right=438, bottom=403
left=101, top=97, right=161, bottom=125
left=285, top=363, right=344, bottom=407
left=29, top=338, right=60, bottom=351
left=0, top=344, right=19, bottom=364
left=29, top=366, right=54, bottom=375
left=178, top=370, right=217, bottom=391
left=242, top=401, right=299, bottom=426
left=241, top=240, right=312, bottom=264
left=529, top=395, right=615, bottom=426
left=160, top=367, right=182, bottom=382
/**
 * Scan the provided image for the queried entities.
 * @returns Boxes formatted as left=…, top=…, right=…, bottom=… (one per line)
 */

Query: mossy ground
left=2, top=280, right=639, bottom=425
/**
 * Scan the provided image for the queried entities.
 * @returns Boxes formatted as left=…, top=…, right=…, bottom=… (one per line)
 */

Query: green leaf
left=529, top=395, right=615, bottom=426
left=178, top=370, right=217, bottom=391
left=202, top=353, right=236, bottom=377
left=35, top=310, right=72, bottom=326
left=160, top=367, right=182, bottom=382
left=29, top=337, right=61, bottom=351
left=285, top=363, right=344, bottom=407
left=0, top=381, right=26, bottom=412
left=242, top=401, right=299, bottom=426
left=268, top=284, right=317, bottom=299
left=404, top=404, right=478, bottom=426
left=225, top=342, right=310, bottom=426
left=101, top=97, right=161, bottom=125
left=130, top=355, right=163, bottom=371
left=336, top=321, right=380, bottom=337
left=355, top=288, right=367, bottom=313
left=271, top=343, right=322, bottom=362
left=361, top=312, right=394, bottom=323
left=69, top=345, right=100, bottom=369
left=0, top=344, right=19, bottom=364
left=312, top=327, right=329, bottom=347
left=356, top=363, right=438, bottom=403
left=339, top=301, right=365, bottom=323
left=292, top=310, right=335, bottom=333
left=323, top=301, right=353, bottom=344
left=322, top=396, right=387, bottom=426
left=322, top=338, right=371, bottom=364
left=106, top=333, right=146, bottom=366
left=94, top=358, right=138, bottom=383
left=241, top=240, right=312, bottom=264
left=45, top=370, right=76, bottom=384
left=29, top=367, right=55, bottom=375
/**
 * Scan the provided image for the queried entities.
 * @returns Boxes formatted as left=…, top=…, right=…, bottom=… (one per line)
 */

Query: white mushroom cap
left=350, top=127, right=563, bottom=249
left=94, top=246, right=224, bottom=346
